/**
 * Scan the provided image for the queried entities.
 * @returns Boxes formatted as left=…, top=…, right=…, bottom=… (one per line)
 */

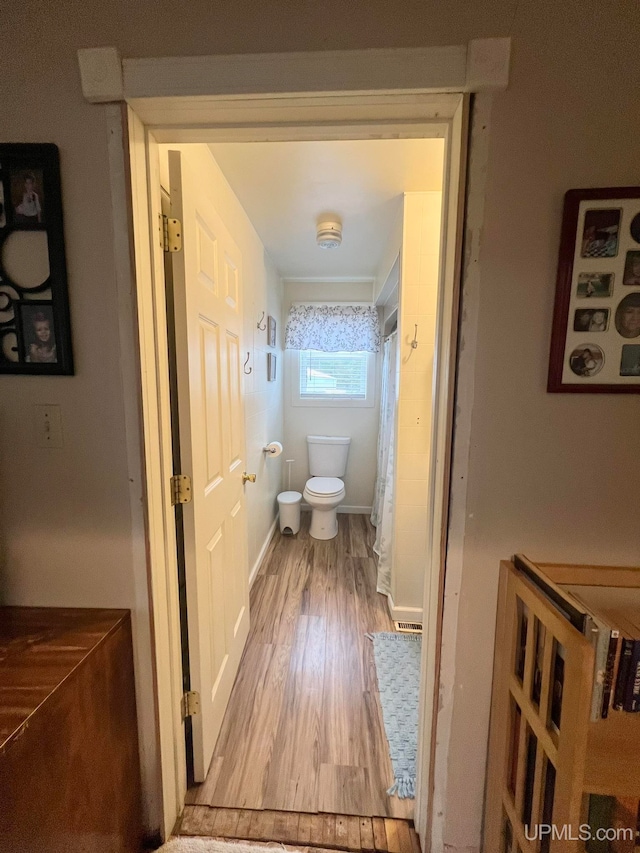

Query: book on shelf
left=601, top=628, right=621, bottom=719
left=567, top=590, right=640, bottom=717
left=613, top=636, right=634, bottom=712
left=612, top=614, right=640, bottom=714
left=622, top=611, right=640, bottom=714
left=628, top=642, right=640, bottom=713
left=512, top=556, right=640, bottom=720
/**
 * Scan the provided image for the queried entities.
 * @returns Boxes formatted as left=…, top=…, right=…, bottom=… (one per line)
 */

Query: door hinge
left=159, top=214, right=182, bottom=253
left=181, top=690, right=200, bottom=719
left=170, top=473, right=192, bottom=505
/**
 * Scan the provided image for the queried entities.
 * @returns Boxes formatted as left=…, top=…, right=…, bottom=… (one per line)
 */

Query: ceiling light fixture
left=316, top=219, right=342, bottom=249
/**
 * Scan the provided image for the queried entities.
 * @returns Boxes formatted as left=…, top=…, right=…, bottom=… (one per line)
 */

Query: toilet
left=303, top=435, right=351, bottom=540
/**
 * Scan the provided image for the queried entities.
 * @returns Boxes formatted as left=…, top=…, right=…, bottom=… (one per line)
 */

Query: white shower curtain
left=371, top=332, right=398, bottom=596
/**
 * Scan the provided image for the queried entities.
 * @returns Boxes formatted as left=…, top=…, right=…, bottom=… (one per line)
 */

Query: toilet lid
left=305, top=476, right=344, bottom=497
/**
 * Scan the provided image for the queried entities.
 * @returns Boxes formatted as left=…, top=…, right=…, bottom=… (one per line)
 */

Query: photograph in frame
left=268, top=314, right=276, bottom=347
left=548, top=186, right=640, bottom=393
left=620, top=345, right=640, bottom=377
left=580, top=208, right=620, bottom=258
left=568, top=344, right=604, bottom=378
left=10, top=167, right=45, bottom=225
left=614, top=293, right=640, bottom=339
left=576, top=272, right=614, bottom=298
left=267, top=352, right=277, bottom=381
left=622, top=251, right=640, bottom=286
left=19, top=302, right=57, bottom=364
left=573, top=308, right=609, bottom=333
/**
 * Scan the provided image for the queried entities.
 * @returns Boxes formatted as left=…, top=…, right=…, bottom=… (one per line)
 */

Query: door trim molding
left=97, top=56, right=495, bottom=846
left=124, top=110, right=188, bottom=837
left=104, top=103, right=165, bottom=834
left=429, top=93, right=493, bottom=853
left=78, top=39, right=510, bottom=105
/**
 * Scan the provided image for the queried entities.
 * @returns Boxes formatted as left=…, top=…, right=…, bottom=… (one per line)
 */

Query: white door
left=168, top=146, right=250, bottom=782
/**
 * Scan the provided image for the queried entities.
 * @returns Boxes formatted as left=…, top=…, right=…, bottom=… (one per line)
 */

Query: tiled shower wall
left=392, top=191, right=442, bottom=614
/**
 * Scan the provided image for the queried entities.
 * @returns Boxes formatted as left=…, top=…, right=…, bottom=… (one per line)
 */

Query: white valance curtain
left=285, top=304, right=381, bottom=353
left=371, top=332, right=398, bottom=596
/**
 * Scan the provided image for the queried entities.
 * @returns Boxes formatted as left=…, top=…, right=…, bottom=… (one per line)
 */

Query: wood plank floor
left=186, top=513, right=412, bottom=819
left=179, top=806, right=420, bottom=853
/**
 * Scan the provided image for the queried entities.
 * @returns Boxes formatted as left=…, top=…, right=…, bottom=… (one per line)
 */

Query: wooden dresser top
left=0, top=606, right=130, bottom=753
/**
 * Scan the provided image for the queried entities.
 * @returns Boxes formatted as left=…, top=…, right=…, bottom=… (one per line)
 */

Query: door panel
left=206, top=525, right=226, bottom=676
left=196, top=215, right=218, bottom=294
left=226, top=333, right=242, bottom=468
left=224, top=254, right=239, bottom=308
left=228, top=499, right=248, bottom=637
left=200, top=319, right=224, bottom=488
left=169, top=146, right=250, bottom=782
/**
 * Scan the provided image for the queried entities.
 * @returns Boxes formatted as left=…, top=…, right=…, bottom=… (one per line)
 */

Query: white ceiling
left=208, top=139, right=444, bottom=280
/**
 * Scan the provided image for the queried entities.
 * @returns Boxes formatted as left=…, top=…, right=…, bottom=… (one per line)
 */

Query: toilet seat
left=304, top=476, right=344, bottom=497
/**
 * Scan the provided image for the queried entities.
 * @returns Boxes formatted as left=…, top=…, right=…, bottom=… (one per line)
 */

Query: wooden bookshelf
left=484, top=559, right=640, bottom=853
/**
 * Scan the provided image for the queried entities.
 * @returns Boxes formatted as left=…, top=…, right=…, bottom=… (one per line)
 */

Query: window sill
left=291, top=396, right=375, bottom=408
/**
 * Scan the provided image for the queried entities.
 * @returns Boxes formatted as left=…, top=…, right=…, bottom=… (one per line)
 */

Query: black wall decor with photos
left=0, top=143, right=73, bottom=374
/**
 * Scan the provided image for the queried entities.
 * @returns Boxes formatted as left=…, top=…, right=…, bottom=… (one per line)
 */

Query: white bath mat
left=368, top=631, right=422, bottom=799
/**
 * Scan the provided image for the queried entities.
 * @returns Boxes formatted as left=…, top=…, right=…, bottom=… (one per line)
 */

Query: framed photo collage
left=549, top=187, right=640, bottom=393
left=0, top=143, right=73, bottom=375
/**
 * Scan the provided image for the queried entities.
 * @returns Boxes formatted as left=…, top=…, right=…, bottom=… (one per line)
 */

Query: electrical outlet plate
left=35, top=404, right=63, bottom=448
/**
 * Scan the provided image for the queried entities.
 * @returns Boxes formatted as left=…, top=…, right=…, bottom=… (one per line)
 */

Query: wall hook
left=256, top=311, right=266, bottom=331
left=410, top=324, right=419, bottom=349
left=243, top=352, right=252, bottom=374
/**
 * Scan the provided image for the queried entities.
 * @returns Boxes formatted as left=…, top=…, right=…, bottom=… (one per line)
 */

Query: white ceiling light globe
left=316, top=219, right=342, bottom=249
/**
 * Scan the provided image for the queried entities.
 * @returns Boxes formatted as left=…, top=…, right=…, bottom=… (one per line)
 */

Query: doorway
left=124, top=87, right=470, bottom=848
left=159, top=136, right=445, bottom=821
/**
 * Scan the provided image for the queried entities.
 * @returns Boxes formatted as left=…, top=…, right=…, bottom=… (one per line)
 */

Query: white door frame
left=84, top=42, right=508, bottom=848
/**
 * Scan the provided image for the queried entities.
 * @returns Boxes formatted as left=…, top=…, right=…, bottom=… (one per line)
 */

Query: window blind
left=299, top=350, right=368, bottom=399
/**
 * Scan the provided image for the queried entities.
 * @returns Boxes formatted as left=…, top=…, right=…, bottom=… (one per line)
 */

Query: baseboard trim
left=248, top=515, right=279, bottom=589
left=387, top=593, right=424, bottom=623
left=301, top=503, right=372, bottom=515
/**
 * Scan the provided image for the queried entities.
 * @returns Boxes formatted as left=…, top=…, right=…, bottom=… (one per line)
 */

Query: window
left=291, top=349, right=376, bottom=407
left=299, top=350, right=368, bottom=399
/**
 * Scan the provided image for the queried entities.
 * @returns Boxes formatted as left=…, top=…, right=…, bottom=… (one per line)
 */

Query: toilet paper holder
left=263, top=441, right=283, bottom=456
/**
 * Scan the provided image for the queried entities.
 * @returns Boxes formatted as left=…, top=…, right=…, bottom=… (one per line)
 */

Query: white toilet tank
left=307, top=435, right=351, bottom=477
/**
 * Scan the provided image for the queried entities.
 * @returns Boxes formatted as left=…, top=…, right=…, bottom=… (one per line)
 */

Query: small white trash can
left=277, top=490, right=302, bottom=535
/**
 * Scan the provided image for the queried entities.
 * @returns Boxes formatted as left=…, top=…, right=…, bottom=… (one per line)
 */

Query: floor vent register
left=394, top=621, right=423, bottom=634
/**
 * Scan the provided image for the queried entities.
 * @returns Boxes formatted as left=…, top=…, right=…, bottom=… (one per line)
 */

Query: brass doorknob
left=242, top=472, right=257, bottom=484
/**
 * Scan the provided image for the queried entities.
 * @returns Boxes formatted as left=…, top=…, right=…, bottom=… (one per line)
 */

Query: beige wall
left=2, top=1, right=640, bottom=848
left=438, top=8, right=640, bottom=849
left=282, top=280, right=380, bottom=509
left=243, top=260, right=284, bottom=579
left=394, top=193, right=442, bottom=612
